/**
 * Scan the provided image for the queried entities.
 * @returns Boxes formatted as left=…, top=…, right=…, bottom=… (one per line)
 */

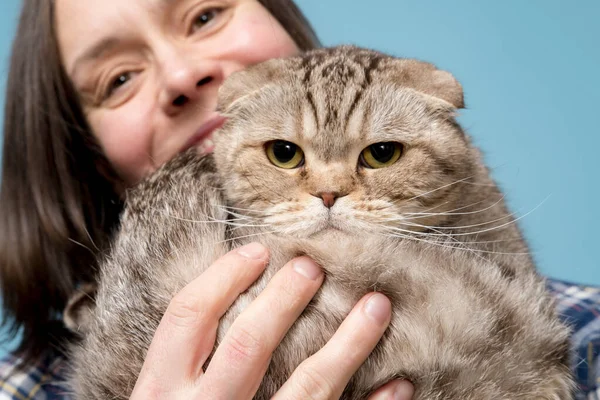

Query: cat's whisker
left=386, top=222, right=500, bottom=238
left=225, top=220, right=271, bottom=230
left=410, top=197, right=548, bottom=238
left=440, top=198, right=495, bottom=213
left=452, top=180, right=498, bottom=187
left=379, top=230, right=473, bottom=253
left=224, top=215, right=258, bottom=224
left=374, top=196, right=493, bottom=224
left=408, top=199, right=453, bottom=215
left=217, top=211, right=264, bottom=221
left=213, top=230, right=279, bottom=246
left=229, top=224, right=259, bottom=233
left=147, top=206, right=263, bottom=227
left=382, top=225, right=489, bottom=260
left=68, top=238, right=96, bottom=255
left=414, top=194, right=505, bottom=217
left=380, top=229, right=530, bottom=256
left=217, top=208, right=260, bottom=221
left=400, top=211, right=516, bottom=231
left=222, top=221, right=271, bottom=229
left=205, top=214, right=270, bottom=228
left=405, top=176, right=475, bottom=203
left=402, top=194, right=506, bottom=218
left=383, top=220, right=511, bottom=259
left=450, top=238, right=527, bottom=245
left=382, top=224, right=474, bottom=251
left=379, top=198, right=506, bottom=228
left=82, top=226, right=101, bottom=252
left=214, top=204, right=272, bottom=215
left=151, top=214, right=224, bottom=224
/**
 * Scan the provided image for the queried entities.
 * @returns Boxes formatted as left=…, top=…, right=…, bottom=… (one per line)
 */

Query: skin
left=55, top=0, right=415, bottom=398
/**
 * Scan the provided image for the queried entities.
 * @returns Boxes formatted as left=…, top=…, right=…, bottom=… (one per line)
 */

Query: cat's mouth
left=307, top=221, right=367, bottom=246
left=268, top=215, right=346, bottom=239
left=298, top=215, right=353, bottom=239
left=314, top=224, right=344, bottom=235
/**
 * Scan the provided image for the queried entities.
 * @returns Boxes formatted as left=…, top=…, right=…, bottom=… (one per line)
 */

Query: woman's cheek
left=218, top=3, right=299, bottom=70
left=88, top=107, right=156, bottom=185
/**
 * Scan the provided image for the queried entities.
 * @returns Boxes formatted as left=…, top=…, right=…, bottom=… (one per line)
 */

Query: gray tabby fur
left=66, top=46, right=573, bottom=399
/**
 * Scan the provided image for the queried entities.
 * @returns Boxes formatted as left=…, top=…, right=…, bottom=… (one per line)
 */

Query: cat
left=65, top=46, right=573, bottom=399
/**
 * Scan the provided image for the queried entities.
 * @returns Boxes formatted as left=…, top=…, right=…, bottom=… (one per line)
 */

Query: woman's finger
left=272, top=292, right=392, bottom=400
left=366, top=379, right=415, bottom=400
left=132, top=242, right=269, bottom=394
left=199, top=256, right=324, bottom=399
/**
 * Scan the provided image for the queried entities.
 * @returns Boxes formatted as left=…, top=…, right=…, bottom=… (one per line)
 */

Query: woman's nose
left=158, top=53, right=222, bottom=115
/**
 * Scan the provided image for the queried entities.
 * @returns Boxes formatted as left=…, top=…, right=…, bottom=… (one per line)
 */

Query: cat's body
left=67, top=46, right=573, bottom=399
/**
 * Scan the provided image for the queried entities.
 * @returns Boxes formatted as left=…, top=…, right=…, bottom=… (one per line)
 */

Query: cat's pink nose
left=320, top=192, right=337, bottom=208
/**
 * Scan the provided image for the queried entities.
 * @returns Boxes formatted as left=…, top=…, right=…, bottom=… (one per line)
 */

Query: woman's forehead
left=55, top=0, right=146, bottom=72
left=55, top=0, right=198, bottom=74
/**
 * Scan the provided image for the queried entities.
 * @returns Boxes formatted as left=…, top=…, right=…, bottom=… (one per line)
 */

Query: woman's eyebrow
left=155, top=0, right=180, bottom=9
left=71, top=37, right=121, bottom=77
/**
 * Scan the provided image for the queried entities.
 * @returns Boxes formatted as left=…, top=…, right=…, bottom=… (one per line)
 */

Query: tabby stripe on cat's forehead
left=301, top=55, right=319, bottom=133
left=300, top=51, right=384, bottom=134
left=346, top=55, right=382, bottom=134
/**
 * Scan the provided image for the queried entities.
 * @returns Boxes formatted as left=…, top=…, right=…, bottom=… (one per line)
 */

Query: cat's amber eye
left=266, top=140, right=305, bottom=169
left=360, top=142, right=403, bottom=169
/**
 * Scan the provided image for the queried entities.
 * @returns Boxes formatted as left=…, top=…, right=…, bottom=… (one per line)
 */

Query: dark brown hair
left=0, top=0, right=319, bottom=367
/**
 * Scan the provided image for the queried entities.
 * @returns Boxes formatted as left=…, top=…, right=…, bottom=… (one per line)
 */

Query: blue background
left=0, top=0, right=20, bottom=153
left=0, top=0, right=598, bottom=353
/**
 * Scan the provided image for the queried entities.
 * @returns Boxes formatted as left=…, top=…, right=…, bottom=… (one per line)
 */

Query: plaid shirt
left=0, top=349, right=67, bottom=400
left=1, top=279, right=599, bottom=399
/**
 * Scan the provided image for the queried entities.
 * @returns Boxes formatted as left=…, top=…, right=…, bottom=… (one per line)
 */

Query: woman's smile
left=181, top=114, right=228, bottom=155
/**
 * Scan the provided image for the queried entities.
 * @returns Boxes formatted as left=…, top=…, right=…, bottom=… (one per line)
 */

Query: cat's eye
left=360, top=142, right=403, bottom=169
left=266, top=140, right=305, bottom=169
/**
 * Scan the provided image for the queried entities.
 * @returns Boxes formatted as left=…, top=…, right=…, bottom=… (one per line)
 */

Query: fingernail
left=364, top=293, right=391, bottom=324
left=237, top=242, right=266, bottom=259
left=292, top=257, right=322, bottom=281
left=394, top=380, right=415, bottom=400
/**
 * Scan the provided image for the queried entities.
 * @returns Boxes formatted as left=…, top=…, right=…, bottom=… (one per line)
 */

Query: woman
left=0, top=0, right=415, bottom=398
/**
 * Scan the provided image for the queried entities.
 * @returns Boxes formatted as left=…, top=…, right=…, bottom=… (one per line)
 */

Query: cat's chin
left=309, top=226, right=348, bottom=239
left=270, top=225, right=351, bottom=241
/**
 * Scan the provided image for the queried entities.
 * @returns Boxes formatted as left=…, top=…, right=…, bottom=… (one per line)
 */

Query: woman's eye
left=104, top=72, right=132, bottom=99
left=266, top=140, right=305, bottom=169
left=191, top=8, right=222, bottom=32
left=360, top=142, right=403, bottom=169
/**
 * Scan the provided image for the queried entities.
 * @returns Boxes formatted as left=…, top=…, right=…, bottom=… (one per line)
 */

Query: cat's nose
left=318, top=192, right=338, bottom=208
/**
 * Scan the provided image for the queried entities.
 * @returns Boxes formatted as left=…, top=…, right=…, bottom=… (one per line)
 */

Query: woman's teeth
left=196, top=138, right=214, bottom=154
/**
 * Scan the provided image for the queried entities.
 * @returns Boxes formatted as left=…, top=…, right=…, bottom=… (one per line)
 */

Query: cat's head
left=213, top=46, right=477, bottom=239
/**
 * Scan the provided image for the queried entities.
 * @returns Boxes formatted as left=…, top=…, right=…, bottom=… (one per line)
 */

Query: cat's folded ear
left=217, top=58, right=290, bottom=112
left=64, top=283, right=97, bottom=337
left=386, top=58, right=465, bottom=109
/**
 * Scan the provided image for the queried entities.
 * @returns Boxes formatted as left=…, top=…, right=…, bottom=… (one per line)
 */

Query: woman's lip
left=181, top=115, right=227, bottom=153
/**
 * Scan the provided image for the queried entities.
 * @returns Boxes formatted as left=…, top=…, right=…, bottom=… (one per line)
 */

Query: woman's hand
left=130, top=242, right=414, bottom=399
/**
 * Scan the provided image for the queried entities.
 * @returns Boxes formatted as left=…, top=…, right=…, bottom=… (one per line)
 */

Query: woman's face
left=56, top=0, right=300, bottom=185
